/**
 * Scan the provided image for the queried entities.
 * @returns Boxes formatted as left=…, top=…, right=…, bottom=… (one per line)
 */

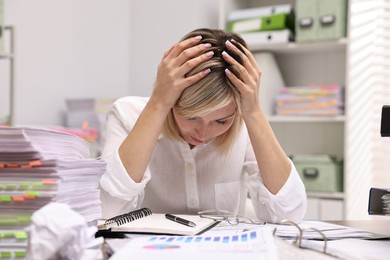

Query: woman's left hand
left=222, top=40, right=261, bottom=117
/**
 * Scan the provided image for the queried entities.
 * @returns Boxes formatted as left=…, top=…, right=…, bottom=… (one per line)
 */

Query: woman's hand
left=223, top=40, right=292, bottom=195
left=222, top=40, right=261, bottom=117
left=151, top=35, right=214, bottom=110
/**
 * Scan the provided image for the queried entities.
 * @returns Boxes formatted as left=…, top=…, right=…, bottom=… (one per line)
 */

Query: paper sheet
left=110, top=228, right=278, bottom=260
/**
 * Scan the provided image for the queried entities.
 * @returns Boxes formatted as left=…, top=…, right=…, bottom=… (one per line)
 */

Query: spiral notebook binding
left=104, top=207, right=152, bottom=227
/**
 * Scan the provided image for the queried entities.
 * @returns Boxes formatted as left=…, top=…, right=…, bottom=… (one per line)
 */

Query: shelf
left=0, top=53, right=14, bottom=59
left=268, top=115, right=346, bottom=123
left=307, top=192, right=345, bottom=200
left=247, top=38, right=348, bottom=54
left=0, top=26, right=14, bottom=126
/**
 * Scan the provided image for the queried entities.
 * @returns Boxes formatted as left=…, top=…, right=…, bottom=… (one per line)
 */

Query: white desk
left=103, top=220, right=390, bottom=259
left=329, top=220, right=390, bottom=236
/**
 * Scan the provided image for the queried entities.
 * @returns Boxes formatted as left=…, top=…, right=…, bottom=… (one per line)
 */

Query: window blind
left=346, top=0, right=390, bottom=219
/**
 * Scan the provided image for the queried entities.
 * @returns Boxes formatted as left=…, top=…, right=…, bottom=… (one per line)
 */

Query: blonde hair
left=162, top=28, right=247, bottom=154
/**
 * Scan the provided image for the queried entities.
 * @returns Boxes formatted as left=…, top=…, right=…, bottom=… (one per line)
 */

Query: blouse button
left=185, top=162, right=193, bottom=170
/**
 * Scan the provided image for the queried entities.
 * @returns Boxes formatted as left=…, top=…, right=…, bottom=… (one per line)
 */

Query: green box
left=292, top=154, right=343, bottom=192
left=228, top=13, right=294, bottom=34
left=261, top=13, right=294, bottom=32
left=295, top=0, right=347, bottom=42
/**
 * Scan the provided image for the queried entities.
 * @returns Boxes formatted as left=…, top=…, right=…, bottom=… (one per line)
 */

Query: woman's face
left=173, top=101, right=236, bottom=147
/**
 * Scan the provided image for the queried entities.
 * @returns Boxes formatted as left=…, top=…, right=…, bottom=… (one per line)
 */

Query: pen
left=165, top=214, right=196, bottom=227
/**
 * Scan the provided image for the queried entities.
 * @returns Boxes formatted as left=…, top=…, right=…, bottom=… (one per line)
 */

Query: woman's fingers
left=152, top=36, right=214, bottom=108
left=222, top=40, right=261, bottom=113
left=166, top=36, right=209, bottom=66
left=231, top=40, right=260, bottom=74
left=224, top=40, right=260, bottom=83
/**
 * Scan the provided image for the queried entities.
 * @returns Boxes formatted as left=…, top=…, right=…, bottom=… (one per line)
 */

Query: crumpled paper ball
left=26, top=202, right=103, bottom=260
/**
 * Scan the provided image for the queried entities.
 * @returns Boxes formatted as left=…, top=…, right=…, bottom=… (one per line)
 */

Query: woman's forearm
left=118, top=99, right=171, bottom=183
left=243, top=108, right=291, bottom=194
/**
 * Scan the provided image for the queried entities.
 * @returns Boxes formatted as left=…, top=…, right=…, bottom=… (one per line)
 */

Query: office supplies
left=110, top=228, right=279, bottom=260
left=165, top=214, right=196, bottom=228
left=198, top=209, right=265, bottom=226
left=26, top=202, right=104, bottom=260
left=98, top=208, right=218, bottom=236
left=274, top=84, right=344, bottom=117
left=295, top=0, right=347, bottom=42
left=0, top=249, right=26, bottom=259
left=240, top=29, right=293, bottom=45
left=368, top=188, right=390, bottom=215
left=227, top=4, right=293, bottom=22
left=305, top=238, right=390, bottom=260
left=228, top=13, right=294, bottom=34
left=380, top=105, right=390, bottom=137
left=269, top=220, right=390, bottom=241
left=0, top=126, right=106, bottom=257
left=292, top=154, right=343, bottom=192
left=368, top=109, right=390, bottom=216
left=104, top=208, right=152, bottom=228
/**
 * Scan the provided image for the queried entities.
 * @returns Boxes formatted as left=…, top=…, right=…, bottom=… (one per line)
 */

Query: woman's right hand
left=150, top=35, right=214, bottom=110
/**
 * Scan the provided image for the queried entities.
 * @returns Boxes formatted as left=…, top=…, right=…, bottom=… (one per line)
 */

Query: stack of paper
left=274, top=84, right=344, bottom=116
left=0, top=126, right=106, bottom=258
left=382, top=194, right=390, bottom=215
left=227, top=4, right=295, bottom=45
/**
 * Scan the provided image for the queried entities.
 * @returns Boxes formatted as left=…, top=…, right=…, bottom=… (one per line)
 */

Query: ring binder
left=273, top=219, right=329, bottom=256
left=104, top=207, right=152, bottom=228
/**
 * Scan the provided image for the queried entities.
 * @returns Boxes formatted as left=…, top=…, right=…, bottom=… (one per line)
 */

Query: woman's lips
left=190, top=136, right=206, bottom=144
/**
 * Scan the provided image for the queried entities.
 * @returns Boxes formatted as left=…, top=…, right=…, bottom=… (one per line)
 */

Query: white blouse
left=99, top=96, right=307, bottom=223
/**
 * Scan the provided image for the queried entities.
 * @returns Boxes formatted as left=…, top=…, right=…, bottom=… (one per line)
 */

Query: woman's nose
left=195, top=124, right=208, bottom=139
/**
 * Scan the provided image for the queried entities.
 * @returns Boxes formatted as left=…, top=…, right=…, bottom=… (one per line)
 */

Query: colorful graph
left=143, top=244, right=181, bottom=250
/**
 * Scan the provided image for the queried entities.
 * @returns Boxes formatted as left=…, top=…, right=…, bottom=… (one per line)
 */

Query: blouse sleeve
left=99, top=97, right=152, bottom=218
left=244, top=138, right=307, bottom=223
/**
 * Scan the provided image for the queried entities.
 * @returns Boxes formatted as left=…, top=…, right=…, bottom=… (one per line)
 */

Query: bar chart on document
left=110, top=228, right=278, bottom=260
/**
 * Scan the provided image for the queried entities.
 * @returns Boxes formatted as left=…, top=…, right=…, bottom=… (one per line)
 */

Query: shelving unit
left=219, top=0, right=348, bottom=220
left=0, top=26, right=15, bottom=125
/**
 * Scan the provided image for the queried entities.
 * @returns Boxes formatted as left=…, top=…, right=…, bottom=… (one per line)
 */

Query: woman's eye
left=216, top=120, right=228, bottom=125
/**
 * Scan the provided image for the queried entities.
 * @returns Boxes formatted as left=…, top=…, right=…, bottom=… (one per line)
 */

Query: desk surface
left=329, top=220, right=390, bottom=236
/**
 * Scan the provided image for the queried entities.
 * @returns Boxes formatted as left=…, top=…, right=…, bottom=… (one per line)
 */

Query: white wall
left=4, top=0, right=131, bottom=126
left=2, top=0, right=219, bottom=126
left=128, top=0, right=219, bottom=96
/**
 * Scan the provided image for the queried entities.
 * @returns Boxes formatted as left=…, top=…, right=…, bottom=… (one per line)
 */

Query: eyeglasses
left=198, top=209, right=265, bottom=226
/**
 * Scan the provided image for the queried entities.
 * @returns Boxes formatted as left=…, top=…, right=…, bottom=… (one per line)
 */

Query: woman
left=100, top=28, right=306, bottom=223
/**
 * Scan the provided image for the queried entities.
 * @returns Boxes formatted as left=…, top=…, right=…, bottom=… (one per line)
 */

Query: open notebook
left=97, top=208, right=218, bottom=236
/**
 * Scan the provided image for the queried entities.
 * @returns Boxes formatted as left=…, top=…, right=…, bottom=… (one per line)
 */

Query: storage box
left=228, top=13, right=294, bottom=34
left=295, top=0, right=347, bottom=42
left=292, top=154, right=343, bottom=192
left=241, top=29, right=293, bottom=45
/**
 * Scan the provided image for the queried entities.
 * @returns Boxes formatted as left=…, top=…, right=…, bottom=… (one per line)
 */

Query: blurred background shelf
left=0, top=26, right=14, bottom=126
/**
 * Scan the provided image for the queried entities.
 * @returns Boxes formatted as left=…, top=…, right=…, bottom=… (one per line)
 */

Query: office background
left=2, top=0, right=218, bottom=126
left=1, top=0, right=390, bottom=221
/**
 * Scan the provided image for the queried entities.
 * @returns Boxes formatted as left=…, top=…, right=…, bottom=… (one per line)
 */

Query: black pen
left=165, top=214, right=196, bottom=227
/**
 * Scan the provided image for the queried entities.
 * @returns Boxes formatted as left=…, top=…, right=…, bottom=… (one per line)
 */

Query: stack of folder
left=0, top=126, right=106, bottom=258
left=274, top=84, right=344, bottom=116
left=227, top=4, right=295, bottom=45
left=64, top=98, right=117, bottom=157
